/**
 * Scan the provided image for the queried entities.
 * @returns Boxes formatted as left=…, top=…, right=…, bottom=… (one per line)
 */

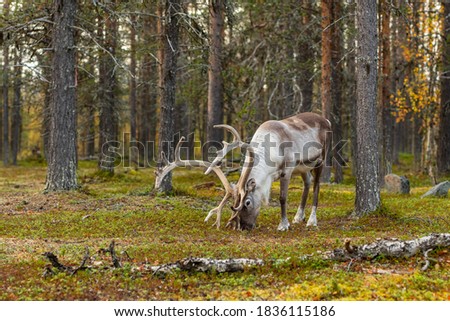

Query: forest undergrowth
left=1, top=155, right=449, bottom=300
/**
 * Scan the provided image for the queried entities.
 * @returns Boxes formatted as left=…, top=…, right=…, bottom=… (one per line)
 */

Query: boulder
left=421, top=181, right=450, bottom=198
left=384, top=174, right=410, bottom=194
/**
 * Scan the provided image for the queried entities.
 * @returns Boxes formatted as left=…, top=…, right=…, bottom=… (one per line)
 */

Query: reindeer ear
left=246, top=178, right=256, bottom=192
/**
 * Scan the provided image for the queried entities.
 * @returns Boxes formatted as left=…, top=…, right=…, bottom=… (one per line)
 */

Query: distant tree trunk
left=45, top=0, right=78, bottom=191
left=380, top=0, right=392, bottom=180
left=410, top=1, right=422, bottom=170
left=156, top=0, right=181, bottom=193
left=130, top=17, right=137, bottom=142
left=298, top=0, right=314, bottom=113
left=11, top=47, right=22, bottom=165
left=36, top=49, right=52, bottom=162
left=129, top=15, right=138, bottom=165
left=2, top=0, right=10, bottom=165
left=206, top=0, right=225, bottom=161
left=345, top=2, right=357, bottom=177
left=82, top=60, right=96, bottom=159
left=348, top=45, right=357, bottom=177
left=86, top=103, right=95, bottom=158
left=391, top=0, right=407, bottom=166
left=321, top=0, right=332, bottom=182
left=98, top=2, right=119, bottom=173
left=331, top=0, right=343, bottom=183
left=354, top=0, right=380, bottom=216
left=438, top=0, right=450, bottom=175
left=138, top=13, right=158, bottom=166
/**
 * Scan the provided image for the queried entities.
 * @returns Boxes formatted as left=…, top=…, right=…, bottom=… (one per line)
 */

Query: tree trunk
left=331, top=0, right=343, bottom=183
left=391, top=0, right=407, bottom=166
left=98, top=2, right=119, bottom=173
left=206, top=0, right=225, bottom=161
left=345, top=4, right=357, bottom=177
left=354, top=0, right=381, bottom=216
left=138, top=13, right=158, bottom=166
left=438, top=1, right=450, bottom=175
left=129, top=15, right=138, bottom=166
left=129, top=15, right=137, bottom=143
left=2, top=0, right=10, bottom=165
left=156, top=0, right=181, bottom=193
left=45, top=0, right=78, bottom=191
left=11, top=47, right=22, bottom=165
left=380, top=0, right=392, bottom=180
left=321, top=0, right=332, bottom=182
left=298, top=0, right=314, bottom=113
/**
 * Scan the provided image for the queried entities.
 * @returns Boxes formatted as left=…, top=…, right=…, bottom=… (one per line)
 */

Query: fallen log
left=42, top=234, right=450, bottom=277
left=147, top=257, right=264, bottom=276
left=326, top=233, right=450, bottom=261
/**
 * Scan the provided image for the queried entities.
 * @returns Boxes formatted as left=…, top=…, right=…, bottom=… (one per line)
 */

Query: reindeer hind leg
left=307, top=164, right=322, bottom=227
left=294, top=171, right=311, bottom=224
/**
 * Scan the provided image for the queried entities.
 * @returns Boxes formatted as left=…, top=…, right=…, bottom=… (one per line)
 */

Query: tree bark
left=45, top=0, right=78, bottom=191
left=438, top=1, right=450, bottom=175
left=205, top=0, right=225, bottom=161
left=156, top=0, right=181, bottom=193
left=354, top=0, right=381, bottom=216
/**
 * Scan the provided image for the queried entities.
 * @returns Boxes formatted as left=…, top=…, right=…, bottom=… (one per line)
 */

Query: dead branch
left=108, top=240, right=122, bottom=268
left=42, top=252, right=71, bottom=272
left=43, top=247, right=90, bottom=276
left=70, top=247, right=90, bottom=275
left=109, top=240, right=122, bottom=268
left=98, top=240, right=122, bottom=268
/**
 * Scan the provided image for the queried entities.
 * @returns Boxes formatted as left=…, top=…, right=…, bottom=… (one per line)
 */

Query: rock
left=421, top=181, right=450, bottom=198
left=384, top=174, right=410, bottom=194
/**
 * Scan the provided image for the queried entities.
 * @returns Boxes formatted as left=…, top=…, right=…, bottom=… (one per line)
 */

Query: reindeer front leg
left=278, top=170, right=292, bottom=231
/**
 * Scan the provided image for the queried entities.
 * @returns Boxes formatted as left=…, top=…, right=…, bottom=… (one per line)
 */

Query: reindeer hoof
left=293, top=217, right=306, bottom=224
left=306, top=222, right=318, bottom=228
left=277, top=221, right=290, bottom=231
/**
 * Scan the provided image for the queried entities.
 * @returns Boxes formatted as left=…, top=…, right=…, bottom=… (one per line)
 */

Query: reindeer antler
left=205, top=124, right=244, bottom=175
left=154, top=136, right=236, bottom=228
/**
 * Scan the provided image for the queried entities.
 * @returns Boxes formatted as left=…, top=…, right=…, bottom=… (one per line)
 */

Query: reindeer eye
left=245, top=199, right=251, bottom=207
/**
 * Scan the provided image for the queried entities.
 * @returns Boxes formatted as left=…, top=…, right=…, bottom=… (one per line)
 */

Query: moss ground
left=1, top=155, right=449, bottom=300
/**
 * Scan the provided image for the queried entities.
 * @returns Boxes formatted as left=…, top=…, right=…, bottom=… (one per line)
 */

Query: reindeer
left=155, top=112, right=331, bottom=231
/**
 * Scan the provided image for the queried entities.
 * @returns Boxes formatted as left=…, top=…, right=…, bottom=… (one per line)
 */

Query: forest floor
left=1, top=155, right=449, bottom=300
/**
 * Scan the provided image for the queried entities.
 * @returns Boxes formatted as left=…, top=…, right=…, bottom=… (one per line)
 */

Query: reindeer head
left=228, top=177, right=261, bottom=230
left=221, top=144, right=259, bottom=230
